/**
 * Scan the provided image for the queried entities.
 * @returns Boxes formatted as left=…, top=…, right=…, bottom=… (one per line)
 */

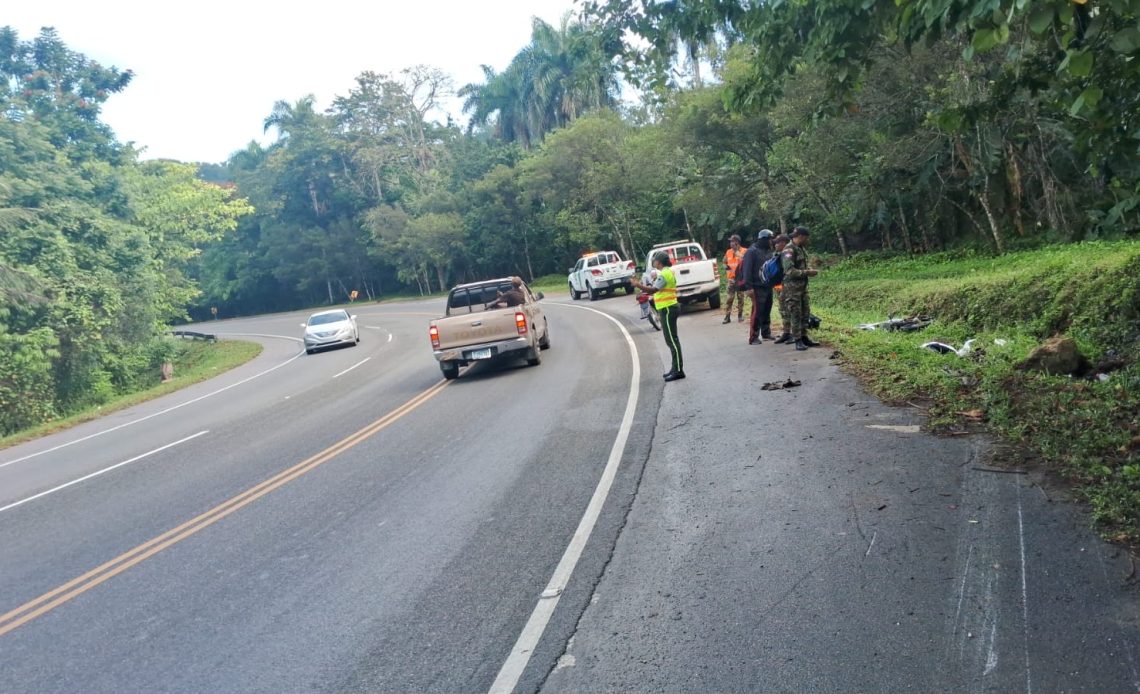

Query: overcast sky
left=6, top=0, right=578, bottom=163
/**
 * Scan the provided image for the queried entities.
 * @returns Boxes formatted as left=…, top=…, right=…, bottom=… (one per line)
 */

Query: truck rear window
left=447, top=283, right=515, bottom=313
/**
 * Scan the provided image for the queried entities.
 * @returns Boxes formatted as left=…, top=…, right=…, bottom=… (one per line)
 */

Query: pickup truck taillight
left=429, top=324, right=440, bottom=349
left=590, top=269, right=602, bottom=276
left=626, top=261, right=635, bottom=270
left=515, top=312, right=528, bottom=335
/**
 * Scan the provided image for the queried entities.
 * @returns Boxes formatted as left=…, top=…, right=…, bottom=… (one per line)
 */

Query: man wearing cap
left=721, top=234, right=748, bottom=324
left=770, top=234, right=794, bottom=343
left=632, top=252, right=685, bottom=381
left=487, top=276, right=525, bottom=309
left=738, top=229, right=775, bottom=345
left=781, top=227, right=821, bottom=350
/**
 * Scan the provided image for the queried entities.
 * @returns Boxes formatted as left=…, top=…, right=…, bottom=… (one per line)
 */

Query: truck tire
left=526, top=345, right=542, bottom=366
left=539, top=322, right=551, bottom=349
left=587, top=283, right=599, bottom=301
left=569, top=282, right=580, bottom=300
left=624, top=283, right=635, bottom=295
left=708, top=291, right=722, bottom=310
left=440, top=361, right=459, bottom=380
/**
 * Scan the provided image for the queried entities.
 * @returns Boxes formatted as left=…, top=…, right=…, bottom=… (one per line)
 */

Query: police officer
left=780, top=227, right=821, bottom=351
left=632, top=252, right=685, bottom=381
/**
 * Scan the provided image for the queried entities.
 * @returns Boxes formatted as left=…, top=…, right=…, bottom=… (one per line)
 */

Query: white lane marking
left=489, top=303, right=641, bottom=694
left=1016, top=481, right=1034, bottom=693
left=387, top=333, right=393, bottom=343
left=333, top=358, right=371, bottom=379
left=0, top=350, right=304, bottom=470
left=865, top=531, right=877, bottom=557
left=0, top=431, right=209, bottom=514
left=866, top=424, right=921, bottom=433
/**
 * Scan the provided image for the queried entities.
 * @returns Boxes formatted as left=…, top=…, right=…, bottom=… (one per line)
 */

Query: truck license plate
left=469, top=348, right=492, bottom=360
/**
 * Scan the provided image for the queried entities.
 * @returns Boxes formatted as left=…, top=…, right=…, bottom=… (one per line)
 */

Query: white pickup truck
left=567, top=251, right=636, bottom=300
left=644, top=240, right=721, bottom=310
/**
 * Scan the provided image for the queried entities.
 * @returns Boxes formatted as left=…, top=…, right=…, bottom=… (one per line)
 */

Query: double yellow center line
left=0, top=379, right=450, bottom=638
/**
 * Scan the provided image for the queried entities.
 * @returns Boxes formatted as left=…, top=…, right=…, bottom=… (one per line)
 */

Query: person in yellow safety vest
left=722, top=234, right=747, bottom=324
left=632, top=252, right=685, bottom=381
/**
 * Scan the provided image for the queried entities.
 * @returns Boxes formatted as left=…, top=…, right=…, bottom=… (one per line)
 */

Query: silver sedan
left=302, top=309, right=359, bottom=354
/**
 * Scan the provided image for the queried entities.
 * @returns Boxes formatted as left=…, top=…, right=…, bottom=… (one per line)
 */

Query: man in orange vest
left=722, top=234, right=747, bottom=324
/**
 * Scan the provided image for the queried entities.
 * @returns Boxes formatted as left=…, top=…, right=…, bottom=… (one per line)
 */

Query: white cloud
left=5, top=0, right=576, bottom=162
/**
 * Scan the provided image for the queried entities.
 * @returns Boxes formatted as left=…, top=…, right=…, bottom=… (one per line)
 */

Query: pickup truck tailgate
left=674, top=259, right=715, bottom=286
left=436, top=309, right=521, bottom=352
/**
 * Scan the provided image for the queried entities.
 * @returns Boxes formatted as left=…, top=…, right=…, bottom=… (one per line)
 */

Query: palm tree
left=262, top=95, right=321, bottom=141
left=460, top=14, right=619, bottom=148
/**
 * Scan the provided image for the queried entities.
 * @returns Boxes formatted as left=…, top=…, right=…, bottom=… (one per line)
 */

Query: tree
left=460, top=14, right=620, bottom=147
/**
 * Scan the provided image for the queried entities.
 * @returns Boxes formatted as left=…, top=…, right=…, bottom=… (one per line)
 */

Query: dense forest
left=2, top=0, right=1139, bottom=433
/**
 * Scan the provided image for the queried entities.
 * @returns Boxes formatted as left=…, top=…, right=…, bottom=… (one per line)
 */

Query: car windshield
left=309, top=311, right=348, bottom=326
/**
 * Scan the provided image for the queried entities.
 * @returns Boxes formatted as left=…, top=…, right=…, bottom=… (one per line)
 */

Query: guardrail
left=171, top=330, right=216, bottom=342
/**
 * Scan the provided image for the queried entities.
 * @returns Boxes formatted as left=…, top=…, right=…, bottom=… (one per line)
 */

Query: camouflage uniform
left=776, top=284, right=792, bottom=336
left=780, top=243, right=811, bottom=339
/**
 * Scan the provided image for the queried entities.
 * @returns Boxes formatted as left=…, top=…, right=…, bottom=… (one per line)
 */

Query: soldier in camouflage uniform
left=780, top=227, right=820, bottom=351
left=770, top=234, right=793, bottom=344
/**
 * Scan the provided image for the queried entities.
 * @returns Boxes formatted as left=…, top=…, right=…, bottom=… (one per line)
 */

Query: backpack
left=761, top=255, right=784, bottom=287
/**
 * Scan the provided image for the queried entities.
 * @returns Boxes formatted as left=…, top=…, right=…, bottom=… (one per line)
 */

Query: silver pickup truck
left=429, top=278, right=551, bottom=380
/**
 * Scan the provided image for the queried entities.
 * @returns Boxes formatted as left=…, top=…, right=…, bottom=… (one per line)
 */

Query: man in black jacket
left=738, top=229, right=775, bottom=345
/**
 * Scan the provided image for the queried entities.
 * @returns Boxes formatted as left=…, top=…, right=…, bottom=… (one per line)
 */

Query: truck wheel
left=587, top=283, right=598, bottom=301
left=539, top=323, right=551, bottom=350
left=625, top=283, right=635, bottom=295
left=569, top=282, right=580, bottom=300
left=708, top=292, right=722, bottom=310
left=441, top=361, right=459, bottom=380
left=526, top=345, right=542, bottom=366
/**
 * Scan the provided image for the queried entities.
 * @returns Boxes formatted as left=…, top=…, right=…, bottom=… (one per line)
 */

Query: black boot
left=801, top=335, right=821, bottom=347
left=794, top=339, right=807, bottom=351
left=664, top=370, right=686, bottom=381
left=773, top=333, right=791, bottom=344
left=722, top=315, right=731, bottom=324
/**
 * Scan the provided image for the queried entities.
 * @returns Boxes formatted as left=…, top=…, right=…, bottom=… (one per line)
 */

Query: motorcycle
left=636, top=291, right=660, bottom=331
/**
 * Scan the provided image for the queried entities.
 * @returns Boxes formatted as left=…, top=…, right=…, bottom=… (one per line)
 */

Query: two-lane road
left=2, top=294, right=1138, bottom=693
left=0, top=298, right=659, bottom=693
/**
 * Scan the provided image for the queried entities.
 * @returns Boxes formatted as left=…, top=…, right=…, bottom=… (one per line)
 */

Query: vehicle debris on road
left=761, top=379, right=802, bottom=390
left=857, top=315, right=933, bottom=332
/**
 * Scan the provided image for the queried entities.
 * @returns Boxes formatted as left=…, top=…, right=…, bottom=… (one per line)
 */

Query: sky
left=6, top=0, right=578, bottom=163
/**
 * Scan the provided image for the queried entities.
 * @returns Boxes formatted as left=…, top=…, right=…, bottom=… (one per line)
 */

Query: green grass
left=530, top=273, right=571, bottom=293
left=0, top=338, right=262, bottom=450
left=811, top=241, right=1140, bottom=538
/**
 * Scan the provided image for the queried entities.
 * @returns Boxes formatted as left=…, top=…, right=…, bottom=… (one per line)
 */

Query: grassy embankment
left=0, top=338, right=262, bottom=450
left=810, top=241, right=1140, bottom=537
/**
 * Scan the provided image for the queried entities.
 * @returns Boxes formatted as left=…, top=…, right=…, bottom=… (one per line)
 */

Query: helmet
left=758, top=229, right=774, bottom=239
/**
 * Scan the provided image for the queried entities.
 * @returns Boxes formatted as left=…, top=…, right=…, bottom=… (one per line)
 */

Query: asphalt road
left=1, top=293, right=1137, bottom=693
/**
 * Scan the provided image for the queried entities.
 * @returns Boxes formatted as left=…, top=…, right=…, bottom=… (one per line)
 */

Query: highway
left=1, top=294, right=1137, bottom=693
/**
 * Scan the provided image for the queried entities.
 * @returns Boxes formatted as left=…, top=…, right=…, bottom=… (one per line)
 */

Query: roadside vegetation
left=3, top=0, right=1139, bottom=461
left=0, top=338, right=261, bottom=449
left=813, top=243, right=1140, bottom=536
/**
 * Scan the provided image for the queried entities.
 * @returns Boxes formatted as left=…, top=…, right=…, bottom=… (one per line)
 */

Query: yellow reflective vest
left=653, top=267, right=678, bottom=309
